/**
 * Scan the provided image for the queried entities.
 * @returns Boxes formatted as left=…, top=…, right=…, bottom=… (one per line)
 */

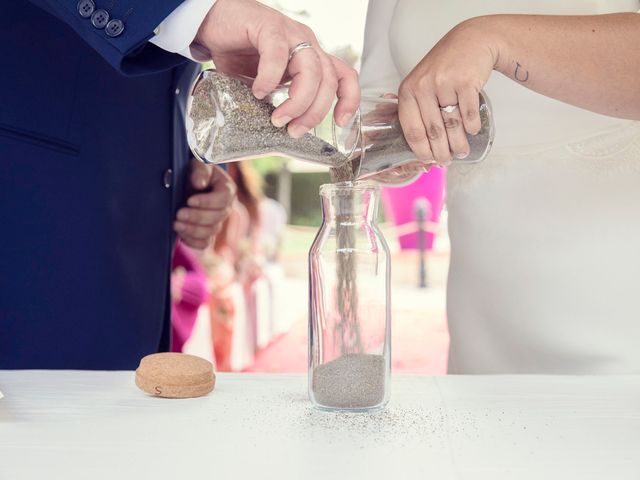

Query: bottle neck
left=320, top=184, right=379, bottom=225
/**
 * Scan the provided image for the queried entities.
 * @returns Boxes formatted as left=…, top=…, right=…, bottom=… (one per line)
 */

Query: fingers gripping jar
left=308, top=182, right=391, bottom=411
left=186, top=69, right=495, bottom=186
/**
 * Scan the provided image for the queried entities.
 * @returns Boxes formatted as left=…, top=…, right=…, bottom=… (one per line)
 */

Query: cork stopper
left=135, top=353, right=215, bottom=398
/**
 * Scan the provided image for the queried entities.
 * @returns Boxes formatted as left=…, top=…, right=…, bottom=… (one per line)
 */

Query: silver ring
left=439, top=104, right=459, bottom=114
left=288, top=42, right=313, bottom=62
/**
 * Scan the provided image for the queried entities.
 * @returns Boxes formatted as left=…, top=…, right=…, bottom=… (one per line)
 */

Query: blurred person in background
left=362, top=0, right=640, bottom=374
left=219, top=162, right=266, bottom=287
left=206, top=162, right=266, bottom=370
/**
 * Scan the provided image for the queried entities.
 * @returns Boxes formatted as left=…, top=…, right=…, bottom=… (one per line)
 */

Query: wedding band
left=288, top=42, right=313, bottom=61
left=439, top=104, right=459, bottom=114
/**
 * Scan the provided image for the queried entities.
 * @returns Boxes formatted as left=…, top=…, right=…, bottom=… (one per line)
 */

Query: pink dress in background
left=171, top=241, right=209, bottom=353
left=381, top=168, right=445, bottom=251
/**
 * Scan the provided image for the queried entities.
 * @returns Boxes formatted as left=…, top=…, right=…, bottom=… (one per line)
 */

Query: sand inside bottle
left=312, top=354, right=386, bottom=409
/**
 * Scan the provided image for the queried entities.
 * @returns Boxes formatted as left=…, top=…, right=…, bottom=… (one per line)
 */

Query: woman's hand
left=398, top=18, right=499, bottom=165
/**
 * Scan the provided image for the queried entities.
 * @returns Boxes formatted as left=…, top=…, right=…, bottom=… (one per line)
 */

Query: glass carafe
left=343, top=94, right=493, bottom=184
left=185, top=69, right=494, bottom=185
left=308, top=182, right=391, bottom=411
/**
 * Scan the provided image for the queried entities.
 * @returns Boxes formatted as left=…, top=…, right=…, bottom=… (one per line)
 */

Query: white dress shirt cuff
left=150, top=0, right=216, bottom=62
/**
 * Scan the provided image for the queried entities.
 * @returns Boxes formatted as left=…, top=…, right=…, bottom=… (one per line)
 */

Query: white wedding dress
left=361, top=0, right=640, bottom=373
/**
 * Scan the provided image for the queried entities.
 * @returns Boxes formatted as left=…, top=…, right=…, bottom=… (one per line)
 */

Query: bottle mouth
left=319, top=181, right=379, bottom=219
left=319, top=181, right=379, bottom=195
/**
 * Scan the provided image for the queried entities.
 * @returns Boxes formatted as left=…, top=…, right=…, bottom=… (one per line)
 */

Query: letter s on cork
left=135, top=353, right=215, bottom=398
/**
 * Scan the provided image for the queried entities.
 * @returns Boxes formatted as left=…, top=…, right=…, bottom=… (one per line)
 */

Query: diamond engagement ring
left=289, top=42, right=314, bottom=62
left=440, top=104, right=459, bottom=114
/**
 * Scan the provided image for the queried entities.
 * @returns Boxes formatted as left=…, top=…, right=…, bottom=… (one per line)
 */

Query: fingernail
left=253, top=89, right=267, bottom=100
left=288, top=124, right=309, bottom=139
left=188, top=197, right=200, bottom=208
left=338, top=113, right=354, bottom=127
left=272, top=115, right=292, bottom=129
left=174, top=222, right=185, bottom=232
left=177, top=210, right=190, bottom=221
left=456, top=152, right=469, bottom=160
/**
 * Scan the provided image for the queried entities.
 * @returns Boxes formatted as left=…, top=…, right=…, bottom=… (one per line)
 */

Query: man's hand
left=194, top=0, right=360, bottom=138
left=174, top=159, right=236, bottom=250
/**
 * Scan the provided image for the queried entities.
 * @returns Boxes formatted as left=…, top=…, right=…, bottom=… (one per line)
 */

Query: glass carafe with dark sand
left=186, top=69, right=495, bottom=185
left=309, top=182, right=391, bottom=411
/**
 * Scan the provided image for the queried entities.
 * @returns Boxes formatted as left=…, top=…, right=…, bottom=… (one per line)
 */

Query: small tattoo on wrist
left=514, top=62, right=529, bottom=82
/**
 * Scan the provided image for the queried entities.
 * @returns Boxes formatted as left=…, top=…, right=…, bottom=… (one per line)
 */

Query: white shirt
left=149, top=0, right=216, bottom=62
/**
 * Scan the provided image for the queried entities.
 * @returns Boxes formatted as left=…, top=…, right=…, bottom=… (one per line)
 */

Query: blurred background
left=173, top=0, right=450, bottom=374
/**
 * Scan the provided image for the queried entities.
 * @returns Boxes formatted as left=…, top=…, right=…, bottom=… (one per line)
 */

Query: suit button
left=105, top=19, right=125, bottom=37
left=77, top=0, right=95, bottom=18
left=163, top=169, right=173, bottom=189
left=91, top=9, right=110, bottom=29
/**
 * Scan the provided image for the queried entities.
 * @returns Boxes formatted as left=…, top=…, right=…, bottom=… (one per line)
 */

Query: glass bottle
left=308, top=182, right=391, bottom=411
left=185, top=69, right=494, bottom=185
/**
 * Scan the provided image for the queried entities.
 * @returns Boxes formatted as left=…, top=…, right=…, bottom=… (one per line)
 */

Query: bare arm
left=398, top=12, right=640, bottom=165
left=490, top=13, right=640, bottom=120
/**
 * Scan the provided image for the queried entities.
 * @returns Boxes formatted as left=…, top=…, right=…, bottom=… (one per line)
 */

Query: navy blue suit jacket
left=0, top=1, right=201, bottom=369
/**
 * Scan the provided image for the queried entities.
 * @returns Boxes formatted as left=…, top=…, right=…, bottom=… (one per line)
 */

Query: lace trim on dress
left=447, top=121, right=640, bottom=199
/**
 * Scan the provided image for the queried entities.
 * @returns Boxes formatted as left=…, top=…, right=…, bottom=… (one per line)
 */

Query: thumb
left=190, top=158, right=213, bottom=190
left=209, top=164, right=234, bottom=191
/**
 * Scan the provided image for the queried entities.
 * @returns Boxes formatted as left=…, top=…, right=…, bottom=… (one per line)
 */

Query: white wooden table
left=1, top=371, right=639, bottom=479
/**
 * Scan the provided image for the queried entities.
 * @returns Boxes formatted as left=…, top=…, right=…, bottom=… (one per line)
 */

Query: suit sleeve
left=27, top=0, right=191, bottom=76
